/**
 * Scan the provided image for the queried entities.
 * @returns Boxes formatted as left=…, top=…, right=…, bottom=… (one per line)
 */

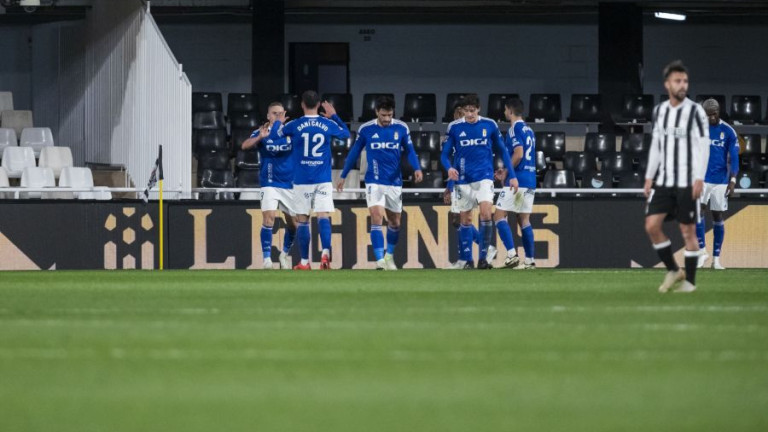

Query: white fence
left=84, top=0, right=191, bottom=198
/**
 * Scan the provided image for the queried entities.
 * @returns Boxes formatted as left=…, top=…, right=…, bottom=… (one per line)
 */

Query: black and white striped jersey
left=645, top=97, right=710, bottom=188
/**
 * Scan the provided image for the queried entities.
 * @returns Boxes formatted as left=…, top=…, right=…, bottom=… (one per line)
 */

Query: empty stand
left=1, top=146, right=35, bottom=178
left=235, top=149, right=261, bottom=170
left=621, top=94, right=654, bottom=122
left=603, top=152, right=632, bottom=177
left=528, top=94, right=561, bottom=122
left=38, top=146, right=74, bottom=179
left=584, top=133, right=616, bottom=158
left=192, top=92, right=223, bottom=112
left=20, top=127, right=54, bottom=157
left=748, top=154, right=768, bottom=176
left=536, top=131, right=566, bottom=161
left=582, top=170, right=613, bottom=189
left=563, top=151, right=597, bottom=180
left=411, top=131, right=441, bottom=156
left=568, top=94, right=602, bottom=122
left=359, top=93, right=394, bottom=122
left=402, top=93, right=437, bottom=123
left=227, top=93, right=259, bottom=115
left=230, top=128, right=254, bottom=154
left=229, top=111, right=261, bottom=130
left=486, top=93, right=520, bottom=123
left=236, top=170, right=260, bottom=200
left=0, top=167, right=8, bottom=198
left=197, top=151, right=231, bottom=171
left=0, top=128, right=17, bottom=155
left=621, top=133, right=651, bottom=155
left=617, top=172, right=644, bottom=188
left=193, top=129, right=228, bottom=153
left=20, top=167, right=55, bottom=199
left=0, top=92, right=13, bottom=111
left=731, top=95, right=762, bottom=124
left=1, top=110, right=34, bottom=137
left=322, top=93, right=353, bottom=123
left=278, top=94, right=303, bottom=120
left=193, top=111, right=226, bottom=130
left=542, top=170, right=576, bottom=188
left=58, top=167, right=96, bottom=200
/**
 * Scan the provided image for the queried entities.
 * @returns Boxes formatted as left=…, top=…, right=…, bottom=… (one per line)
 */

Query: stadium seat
left=0, top=166, right=8, bottom=199
left=563, top=151, right=597, bottom=179
left=417, top=152, right=431, bottom=171
left=1, top=110, right=33, bottom=137
left=38, top=146, right=73, bottom=179
left=322, top=93, right=353, bottom=123
left=730, top=95, right=762, bottom=124
left=737, top=171, right=760, bottom=189
left=57, top=167, right=95, bottom=200
left=0, top=92, right=12, bottom=111
left=568, top=94, right=602, bottom=122
left=542, top=170, right=576, bottom=188
left=401, top=93, right=437, bottom=123
left=748, top=154, right=768, bottom=176
left=229, top=111, right=261, bottom=130
left=621, top=133, right=651, bottom=155
left=411, top=131, right=441, bottom=156
left=617, top=172, right=644, bottom=189
left=528, top=94, right=561, bottom=122
left=695, top=95, right=728, bottom=120
left=332, top=131, right=355, bottom=152
left=637, top=155, right=649, bottom=174
left=227, top=93, right=259, bottom=115
left=193, top=129, right=228, bottom=153
left=236, top=170, right=260, bottom=201
left=425, top=170, right=444, bottom=189
left=604, top=152, right=632, bottom=176
left=535, top=150, right=549, bottom=172
left=582, top=170, right=613, bottom=189
left=536, top=131, right=566, bottom=161
left=0, top=128, right=17, bottom=155
left=197, top=151, right=231, bottom=171
left=278, top=94, right=302, bottom=120
left=20, top=127, right=54, bottom=157
left=1, top=146, right=35, bottom=178
left=332, top=150, right=348, bottom=170
left=192, top=92, right=223, bottom=113
left=230, top=128, right=254, bottom=154
left=443, top=93, right=473, bottom=123
left=584, top=133, right=616, bottom=158
left=235, top=149, right=261, bottom=170
left=20, top=166, right=55, bottom=199
left=739, top=134, right=763, bottom=169
left=486, top=93, right=520, bottom=123
left=199, top=169, right=235, bottom=200
left=193, top=111, right=226, bottom=130
left=359, top=93, right=394, bottom=122
left=621, top=94, right=654, bottom=122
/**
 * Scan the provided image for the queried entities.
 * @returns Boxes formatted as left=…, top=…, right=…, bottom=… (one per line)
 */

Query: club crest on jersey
left=720, top=132, right=725, bottom=139
left=394, top=132, right=399, bottom=140
left=482, top=129, right=487, bottom=137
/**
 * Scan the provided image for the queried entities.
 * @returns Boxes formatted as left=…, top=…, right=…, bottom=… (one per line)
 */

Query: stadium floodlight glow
left=654, top=12, right=686, bottom=21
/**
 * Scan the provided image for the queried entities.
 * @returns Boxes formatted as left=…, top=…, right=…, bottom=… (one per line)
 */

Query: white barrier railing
left=84, top=0, right=191, bottom=199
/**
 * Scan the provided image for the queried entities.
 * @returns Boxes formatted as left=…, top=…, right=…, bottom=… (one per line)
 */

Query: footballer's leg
left=711, top=210, right=726, bottom=269
left=695, top=210, right=708, bottom=268
left=316, top=211, right=332, bottom=269
left=458, top=210, right=475, bottom=269
left=279, top=212, right=297, bottom=270
left=677, top=222, right=700, bottom=292
left=494, top=210, right=519, bottom=269
left=476, top=201, right=494, bottom=269
left=294, top=213, right=312, bottom=270
left=645, top=214, right=684, bottom=292
left=369, top=205, right=387, bottom=270
left=384, top=209, right=401, bottom=270
left=518, top=213, right=535, bottom=269
left=260, top=210, right=277, bottom=269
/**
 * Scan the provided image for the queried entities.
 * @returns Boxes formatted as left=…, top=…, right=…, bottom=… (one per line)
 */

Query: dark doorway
left=289, top=43, right=350, bottom=95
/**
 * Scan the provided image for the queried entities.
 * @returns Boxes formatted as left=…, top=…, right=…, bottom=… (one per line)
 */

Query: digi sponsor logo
left=460, top=138, right=488, bottom=146
left=370, top=141, right=399, bottom=150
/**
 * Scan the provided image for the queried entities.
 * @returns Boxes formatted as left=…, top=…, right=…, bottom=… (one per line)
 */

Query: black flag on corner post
left=142, top=146, right=164, bottom=203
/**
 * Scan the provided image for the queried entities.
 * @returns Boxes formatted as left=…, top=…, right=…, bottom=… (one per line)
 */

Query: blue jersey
left=341, top=119, right=421, bottom=186
left=276, top=114, right=350, bottom=185
left=508, top=120, right=537, bottom=189
left=705, top=120, right=739, bottom=185
left=440, top=116, right=515, bottom=185
left=251, top=128, right=293, bottom=189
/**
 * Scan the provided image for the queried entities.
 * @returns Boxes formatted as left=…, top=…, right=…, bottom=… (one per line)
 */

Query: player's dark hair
left=374, top=95, right=395, bottom=112
left=504, top=98, right=525, bottom=116
left=663, top=60, right=688, bottom=80
left=460, top=94, right=480, bottom=109
left=301, top=90, right=320, bottom=109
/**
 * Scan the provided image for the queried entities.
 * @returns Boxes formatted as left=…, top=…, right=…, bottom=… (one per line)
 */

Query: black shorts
left=646, top=187, right=699, bottom=224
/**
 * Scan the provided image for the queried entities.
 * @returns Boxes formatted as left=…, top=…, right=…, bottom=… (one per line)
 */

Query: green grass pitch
left=1, top=269, right=767, bottom=432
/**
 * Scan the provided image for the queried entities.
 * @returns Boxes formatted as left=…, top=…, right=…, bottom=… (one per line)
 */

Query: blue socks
left=386, top=226, right=400, bottom=255
left=318, top=217, right=332, bottom=252
left=283, top=228, right=296, bottom=254
left=371, top=224, right=385, bottom=260
left=297, top=222, right=310, bottom=261
left=459, top=224, right=474, bottom=262
left=696, top=218, right=706, bottom=249
left=472, top=225, right=480, bottom=245
left=713, top=221, right=724, bottom=257
left=521, top=224, right=535, bottom=261
left=260, top=225, right=273, bottom=259
left=478, top=220, right=493, bottom=260
left=495, top=219, right=515, bottom=251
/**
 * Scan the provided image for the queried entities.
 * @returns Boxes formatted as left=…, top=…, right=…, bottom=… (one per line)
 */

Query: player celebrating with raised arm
left=494, top=98, right=537, bottom=269
left=695, top=98, right=739, bottom=270
left=644, top=60, right=709, bottom=293
left=241, top=102, right=297, bottom=269
left=274, top=90, right=350, bottom=270
left=440, top=95, right=518, bottom=269
left=336, top=96, right=423, bottom=270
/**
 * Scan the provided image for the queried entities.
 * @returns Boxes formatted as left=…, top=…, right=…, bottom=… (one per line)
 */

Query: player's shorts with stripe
left=495, top=187, right=535, bottom=213
left=260, top=186, right=296, bottom=215
left=454, top=179, right=495, bottom=213
left=700, top=182, right=728, bottom=212
left=293, top=182, right=335, bottom=215
left=450, top=188, right=460, bottom=214
left=365, top=184, right=402, bottom=213
left=646, top=186, right=699, bottom=224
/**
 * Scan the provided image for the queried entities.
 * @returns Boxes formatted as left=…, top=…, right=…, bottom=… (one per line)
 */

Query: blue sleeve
left=509, top=124, right=524, bottom=168
left=446, top=179, right=454, bottom=192
left=341, top=132, right=365, bottom=179
left=729, top=131, right=740, bottom=176
left=493, top=132, right=516, bottom=179
left=274, top=120, right=286, bottom=138
left=330, top=114, right=351, bottom=139
left=440, top=133, right=455, bottom=172
left=403, top=132, right=421, bottom=172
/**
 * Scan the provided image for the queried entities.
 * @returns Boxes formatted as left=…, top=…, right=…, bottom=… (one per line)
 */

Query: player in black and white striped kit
left=643, top=60, right=710, bottom=293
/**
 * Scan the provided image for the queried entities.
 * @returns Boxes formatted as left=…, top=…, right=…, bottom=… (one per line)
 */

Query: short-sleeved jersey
left=342, top=119, right=420, bottom=186
left=440, top=116, right=515, bottom=184
left=276, top=114, right=350, bottom=185
left=508, top=120, right=537, bottom=189
left=705, top=120, right=739, bottom=185
left=250, top=128, right=293, bottom=189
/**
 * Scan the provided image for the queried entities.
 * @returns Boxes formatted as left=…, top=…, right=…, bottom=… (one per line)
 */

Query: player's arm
left=691, top=106, right=710, bottom=199
left=644, top=106, right=662, bottom=197
left=337, top=133, right=366, bottom=191
left=509, top=124, right=525, bottom=168
left=440, top=133, right=457, bottom=180
left=241, top=125, right=267, bottom=150
left=321, top=101, right=351, bottom=140
left=727, top=130, right=740, bottom=195
left=403, top=133, right=423, bottom=183
left=492, top=133, right=518, bottom=193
